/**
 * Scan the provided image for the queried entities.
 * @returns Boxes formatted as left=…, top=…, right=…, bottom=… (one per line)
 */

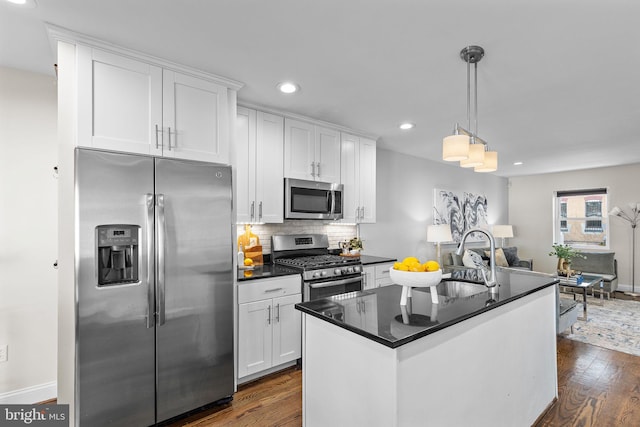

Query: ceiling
left=2, top=0, right=639, bottom=177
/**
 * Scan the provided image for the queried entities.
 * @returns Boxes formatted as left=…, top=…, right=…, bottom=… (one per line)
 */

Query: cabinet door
left=78, top=46, right=162, bottom=154
left=316, top=126, right=341, bottom=183
left=255, top=112, right=284, bottom=223
left=284, top=118, right=315, bottom=180
left=358, top=138, right=377, bottom=223
left=362, top=266, right=376, bottom=290
left=163, top=70, right=229, bottom=163
left=272, top=294, right=302, bottom=366
left=340, top=133, right=359, bottom=223
left=238, top=299, right=273, bottom=378
left=235, top=107, right=257, bottom=223
left=375, top=262, right=394, bottom=287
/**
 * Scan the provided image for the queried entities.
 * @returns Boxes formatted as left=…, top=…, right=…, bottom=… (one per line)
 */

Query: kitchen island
left=295, top=268, right=559, bottom=427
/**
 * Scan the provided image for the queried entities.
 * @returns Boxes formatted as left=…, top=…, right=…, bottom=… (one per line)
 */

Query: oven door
left=304, top=274, right=362, bottom=301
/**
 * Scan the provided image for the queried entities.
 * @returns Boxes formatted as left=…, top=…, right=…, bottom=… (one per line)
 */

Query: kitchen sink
left=432, top=281, right=487, bottom=298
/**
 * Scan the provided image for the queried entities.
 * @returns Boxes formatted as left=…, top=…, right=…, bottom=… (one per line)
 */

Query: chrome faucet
left=455, top=228, right=499, bottom=294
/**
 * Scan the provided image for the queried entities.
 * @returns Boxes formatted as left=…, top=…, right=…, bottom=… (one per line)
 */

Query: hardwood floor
left=168, top=337, right=639, bottom=427
left=535, top=337, right=640, bottom=427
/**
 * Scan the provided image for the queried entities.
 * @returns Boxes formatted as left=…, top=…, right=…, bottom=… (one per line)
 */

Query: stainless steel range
left=272, top=234, right=363, bottom=301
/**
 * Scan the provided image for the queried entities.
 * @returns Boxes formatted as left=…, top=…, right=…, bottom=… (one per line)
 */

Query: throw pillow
left=485, top=248, right=509, bottom=267
left=501, top=246, right=520, bottom=266
left=462, top=249, right=485, bottom=269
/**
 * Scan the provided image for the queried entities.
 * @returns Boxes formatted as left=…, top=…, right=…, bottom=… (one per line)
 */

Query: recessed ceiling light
left=5, top=0, right=37, bottom=7
left=513, top=161, right=523, bottom=166
left=277, top=82, right=299, bottom=94
left=399, top=123, right=415, bottom=130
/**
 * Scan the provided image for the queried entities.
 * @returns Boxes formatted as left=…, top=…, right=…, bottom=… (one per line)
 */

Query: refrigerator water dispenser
left=96, top=224, right=140, bottom=286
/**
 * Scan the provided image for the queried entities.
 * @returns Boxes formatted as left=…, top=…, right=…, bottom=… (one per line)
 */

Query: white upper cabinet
left=162, top=70, right=229, bottom=162
left=77, top=45, right=231, bottom=163
left=235, top=107, right=284, bottom=223
left=340, top=133, right=376, bottom=223
left=284, top=118, right=340, bottom=183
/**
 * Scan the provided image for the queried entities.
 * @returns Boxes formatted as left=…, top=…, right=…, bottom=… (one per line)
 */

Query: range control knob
left=321, top=271, right=328, bottom=277
left=312, top=271, right=320, bottom=278
left=353, top=265, right=361, bottom=273
left=334, top=268, right=343, bottom=276
left=347, top=267, right=354, bottom=273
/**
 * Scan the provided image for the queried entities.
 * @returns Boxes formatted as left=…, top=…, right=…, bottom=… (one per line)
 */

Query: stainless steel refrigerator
left=75, top=148, right=234, bottom=426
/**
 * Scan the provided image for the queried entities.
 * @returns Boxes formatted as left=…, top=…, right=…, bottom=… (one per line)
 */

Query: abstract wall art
left=433, top=188, right=488, bottom=242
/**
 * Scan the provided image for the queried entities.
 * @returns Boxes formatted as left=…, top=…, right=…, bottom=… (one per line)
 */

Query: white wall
left=0, top=67, right=58, bottom=401
left=360, top=148, right=509, bottom=263
left=509, top=163, right=640, bottom=290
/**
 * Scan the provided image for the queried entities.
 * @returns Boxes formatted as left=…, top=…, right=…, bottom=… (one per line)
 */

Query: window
left=553, top=188, right=609, bottom=249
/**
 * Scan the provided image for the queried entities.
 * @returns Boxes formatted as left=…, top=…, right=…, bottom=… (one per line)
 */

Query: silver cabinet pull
left=259, top=201, right=263, bottom=221
left=310, top=162, right=315, bottom=177
left=146, top=194, right=155, bottom=328
left=265, top=287, right=283, bottom=293
left=155, top=124, right=163, bottom=149
left=316, top=162, right=320, bottom=178
left=167, top=127, right=172, bottom=150
left=361, top=206, right=365, bottom=219
left=156, top=194, right=167, bottom=326
left=267, top=305, right=272, bottom=325
left=250, top=201, right=255, bottom=221
left=276, top=303, right=280, bottom=323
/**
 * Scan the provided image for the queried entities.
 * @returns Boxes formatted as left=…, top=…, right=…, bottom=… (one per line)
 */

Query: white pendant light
left=443, top=46, right=499, bottom=173
left=474, top=150, right=498, bottom=173
left=442, top=133, right=469, bottom=161
left=459, top=140, right=485, bottom=167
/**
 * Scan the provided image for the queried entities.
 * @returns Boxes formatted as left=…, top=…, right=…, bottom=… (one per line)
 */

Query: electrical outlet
left=0, top=344, right=7, bottom=363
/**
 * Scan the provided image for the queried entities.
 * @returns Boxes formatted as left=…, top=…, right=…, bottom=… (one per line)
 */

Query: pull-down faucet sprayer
left=455, top=228, right=499, bottom=294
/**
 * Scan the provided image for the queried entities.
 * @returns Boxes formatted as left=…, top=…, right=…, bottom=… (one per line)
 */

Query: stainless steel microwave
left=285, top=178, right=343, bottom=220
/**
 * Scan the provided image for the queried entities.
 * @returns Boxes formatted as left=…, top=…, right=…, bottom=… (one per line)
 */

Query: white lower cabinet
left=238, top=275, right=301, bottom=380
left=363, top=262, right=395, bottom=290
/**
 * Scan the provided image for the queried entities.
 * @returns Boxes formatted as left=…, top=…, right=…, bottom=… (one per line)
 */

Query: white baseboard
left=617, top=283, right=634, bottom=293
left=0, top=381, right=57, bottom=404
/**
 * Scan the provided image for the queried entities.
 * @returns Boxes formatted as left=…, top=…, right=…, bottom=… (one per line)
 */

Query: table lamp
left=427, top=224, right=453, bottom=265
left=491, top=225, right=514, bottom=247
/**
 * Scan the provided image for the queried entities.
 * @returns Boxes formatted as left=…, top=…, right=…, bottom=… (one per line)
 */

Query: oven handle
left=309, top=276, right=362, bottom=289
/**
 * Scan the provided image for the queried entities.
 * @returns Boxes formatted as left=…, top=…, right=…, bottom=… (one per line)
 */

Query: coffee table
left=557, top=274, right=604, bottom=320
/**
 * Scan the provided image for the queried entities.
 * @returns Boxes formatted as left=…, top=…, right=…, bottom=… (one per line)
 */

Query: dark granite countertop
left=359, top=255, right=397, bottom=265
left=295, top=268, right=558, bottom=348
left=237, top=263, right=301, bottom=281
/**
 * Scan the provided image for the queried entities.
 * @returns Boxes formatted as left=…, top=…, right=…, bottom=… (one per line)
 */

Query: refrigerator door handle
left=157, top=193, right=167, bottom=326
left=146, top=194, right=155, bottom=328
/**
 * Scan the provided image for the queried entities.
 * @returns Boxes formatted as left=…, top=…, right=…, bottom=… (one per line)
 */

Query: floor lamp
left=609, top=203, right=639, bottom=294
left=491, top=225, right=514, bottom=248
left=427, top=224, right=453, bottom=266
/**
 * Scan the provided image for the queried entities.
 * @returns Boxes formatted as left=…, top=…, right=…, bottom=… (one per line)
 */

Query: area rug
left=560, top=296, right=640, bottom=357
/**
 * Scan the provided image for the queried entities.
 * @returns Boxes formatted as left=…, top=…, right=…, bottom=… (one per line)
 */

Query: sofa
left=443, top=246, right=533, bottom=271
left=569, top=251, right=618, bottom=298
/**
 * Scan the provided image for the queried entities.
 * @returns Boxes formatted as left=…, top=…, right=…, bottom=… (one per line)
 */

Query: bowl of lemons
left=390, top=257, right=442, bottom=305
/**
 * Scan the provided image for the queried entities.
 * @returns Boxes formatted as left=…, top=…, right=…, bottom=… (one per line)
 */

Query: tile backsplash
left=236, top=221, right=357, bottom=254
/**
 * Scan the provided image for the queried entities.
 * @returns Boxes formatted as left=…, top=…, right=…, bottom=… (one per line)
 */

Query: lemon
left=410, top=264, right=426, bottom=272
left=244, top=258, right=254, bottom=266
left=395, top=263, right=410, bottom=271
left=424, top=260, right=440, bottom=272
left=402, top=256, right=420, bottom=266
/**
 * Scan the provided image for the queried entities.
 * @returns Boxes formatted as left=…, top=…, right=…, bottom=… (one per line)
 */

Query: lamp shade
left=492, top=225, right=513, bottom=239
left=427, top=224, right=453, bottom=243
left=442, top=134, right=470, bottom=161
left=459, top=143, right=485, bottom=168
left=474, top=151, right=498, bottom=172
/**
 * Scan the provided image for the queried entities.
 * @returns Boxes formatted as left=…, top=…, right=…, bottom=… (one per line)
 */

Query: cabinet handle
left=267, top=305, right=271, bottom=325
left=362, top=300, right=366, bottom=313
left=316, top=162, right=320, bottom=178
left=250, top=201, right=255, bottom=221
left=155, top=124, right=163, bottom=149
left=265, top=287, right=283, bottom=293
left=360, top=206, right=365, bottom=220
left=167, top=127, right=172, bottom=151
left=310, top=162, right=315, bottom=177
left=276, top=303, right=280, bottom=323
left=259, top=201, right=263, bottom=221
